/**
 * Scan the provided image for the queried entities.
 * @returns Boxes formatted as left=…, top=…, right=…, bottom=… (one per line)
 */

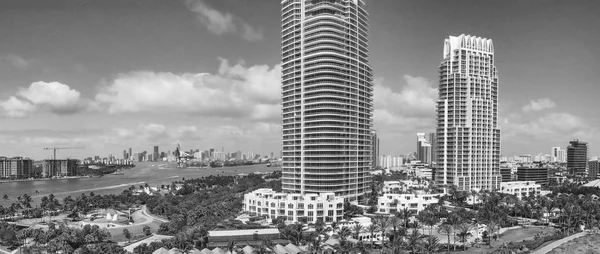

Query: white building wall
left=244, top=188, right=344, bottom=223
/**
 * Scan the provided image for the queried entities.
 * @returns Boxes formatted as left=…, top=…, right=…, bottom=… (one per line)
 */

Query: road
left=530, top=232, right=586, bottom=254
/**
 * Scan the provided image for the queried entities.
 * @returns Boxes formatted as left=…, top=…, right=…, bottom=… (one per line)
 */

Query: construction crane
left=43, top=147, right=85, bottom=161
left=43, top=147, right=85, bottom=177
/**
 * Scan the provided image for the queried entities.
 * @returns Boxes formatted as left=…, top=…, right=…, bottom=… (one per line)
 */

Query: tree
left=456, top=222, right=474, bottom=251
left=2, top=195, right=7, bottom=201
left=398, top=208, right=413, bottom=229
left=437, top=223, right=453, bottom=252
left=421, top=235, right=440, bottom=254
left=123, top=229, right=131, bottom=243
left=405, top=229, right=427, bottom=254
left=374, top=214, right=390, bottom=245
left=338, top=226, right=352, bottom=242
left=352, top=223, right=363, bottom=240
left=366, top=224, right=379, bottom=247
left=417, top=210, right=440, bottom=235
left=143, top=226, right=152, bottom=236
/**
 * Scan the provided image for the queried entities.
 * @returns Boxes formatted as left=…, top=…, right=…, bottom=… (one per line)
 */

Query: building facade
left=551, top=147, right=566, bottom=163
left=567, top=139, right=588, bottom=176
left=434, top=34, right=501, bottom=191
left=589, top=160, right=599, bottom=179
left=416, top=133, right=432, bottom=164
left=516, top=166, right=549, bottom=187
left=0, top=157, right=33, bottom=178
left=244, top=188, right=343, bottom=223
left=371, top=131, right=379, bottom=169
left=377, top=192, right=440, bottom=215
left=499, top=181, right=541, bottom=200
left=280, top=0, right=373, bottom=201
left=43, top=159, right=79, bottom=177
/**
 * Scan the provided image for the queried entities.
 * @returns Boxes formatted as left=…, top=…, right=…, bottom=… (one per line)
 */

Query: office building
left=128, top=148, right=132, bottom=160
left=280, top=0, right=373, bottom=201
left=567, top=139, right=588, bottom=176
left=551, top=147, right=566, bottom=163
left=434, top=34, right=501, bottom=191
left=372, top=131, right=379, bottom=169
left=589, top=160, right=599, bottom=179
left=153, top=146, right=159, bottom=162
left=0, top=157, right=33, bottom=178
left=43, top=159, right=79, bottom=177
left=516, top=166, right=549, bottom=187
left=500, top=166, right=512, bottom=182
left=416, top=133, right=432, bottom=164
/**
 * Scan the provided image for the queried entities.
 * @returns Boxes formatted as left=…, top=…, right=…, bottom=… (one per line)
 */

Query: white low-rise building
left=377, top=191, right=440, bottom=215
left=243, top=188, right=344, bottom=223
left=499, top=181, right=541, bottom=199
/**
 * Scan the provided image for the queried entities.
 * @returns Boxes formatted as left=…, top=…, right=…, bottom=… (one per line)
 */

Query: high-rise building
left=280, top=0, right=373, bottom=201
left=128, top=148, right=132, bottom=160
left=417, top=133, right=432, bottom=164
left=0, top=157, right=33, bottom=178
left=371, top=131, right=380, bottom=169
left=589, top=160, right=599, bottom=179
left=551, top=147, right=567, bottom=163
left=43, top=159, right=79, bottom=177
left=434, top=34, right=501, bottom=191
left=153, top=146, right=159, bottom=162
left=517, top=166, right=549, bottom=187
left=567, top=139, right=588, bottom=176
left=429, top=133, right=437, bottom=165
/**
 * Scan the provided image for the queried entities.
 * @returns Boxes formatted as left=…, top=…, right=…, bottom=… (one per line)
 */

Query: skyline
left=1, top=0, right=599, bottom=159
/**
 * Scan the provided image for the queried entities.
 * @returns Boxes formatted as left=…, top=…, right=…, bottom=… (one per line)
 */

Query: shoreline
left=0, top=175, right=99, bottom=184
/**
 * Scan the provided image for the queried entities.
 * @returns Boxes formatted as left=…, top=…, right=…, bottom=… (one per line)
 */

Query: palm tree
left=398, top=208, right=412, bottom=229
left=366, top=224, right=379, bottom=247
left=352, top=223, right=363, bottom=240
left=2, top=194, right=8, bottom=201
left=374, top=214, right=390, bottom=245
left=421, top=235, right=440, bottom=254
left=437, top=223, right=453, bottom=252
left=456, top=222, right=474, bottom=251
left=405, top=229, right=427, bottom=254
left=446, top=213, right=461, bottom=250
left=338, top=226, right=352, bottom=241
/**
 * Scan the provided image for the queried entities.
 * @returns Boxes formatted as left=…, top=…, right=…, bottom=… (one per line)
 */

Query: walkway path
left=141, top=205, right=168, bottom=223
left=530, top=232, right=586, bottom=254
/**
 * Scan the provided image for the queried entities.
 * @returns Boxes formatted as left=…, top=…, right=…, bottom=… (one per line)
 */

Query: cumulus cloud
left=0, top=81, right=83, bottom=117
left=522, top=98, right=556, bottom=112
left=373, top=75, right=438, bottom=129
left=502, top=112, right=593, bottom=141
left=94, top=58, right=281, bottom=122
left=184, top=0, right=264, bottom=41
left=0, top=97, right=36, bottom=118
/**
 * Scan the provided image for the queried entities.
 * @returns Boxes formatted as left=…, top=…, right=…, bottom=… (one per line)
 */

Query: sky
left=0, top=0, right=599, bottom=160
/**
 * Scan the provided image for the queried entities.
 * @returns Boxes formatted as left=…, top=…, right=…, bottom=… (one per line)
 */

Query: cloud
left=373, top=75, right=438, bottom=130
left=0, top=81, right=83, bottom=117
left=18, top=81, right=82, bottom=114
left=522, top=98, right=556, bottom=112
left=502, top=112, right=594, bottom=141
left=0, top=97, right=36, bottom=118
left=94, top=58, right=281, bottom=122
left=184, top=0, right=264, bottom=41
left=1, top=54, right=32, bottom=69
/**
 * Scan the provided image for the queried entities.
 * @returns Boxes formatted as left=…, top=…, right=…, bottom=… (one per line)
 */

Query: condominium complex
left=434, top=34, right=501, bottom=191
left=0, top=157, right=33, bottom=179
left=551, top=147, right=567, bottom=163
left=416, top=133, right=433, bottom=164
left=280, top=0, right=373, bottom=201
left=371, top=131, right=379, bottom=169
left=589, top=160, right=599, bottom=179
left=499, top=181, right=541, bottom=200
left=567, top=139, right=588, bottom=176
left=42, top=159, right=79, bottom=177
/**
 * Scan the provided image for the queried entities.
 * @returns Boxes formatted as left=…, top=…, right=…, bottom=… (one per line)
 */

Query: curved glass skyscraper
left=280, top=0, right=373, bottom=201
left=435, top=34, right=501, bottom=191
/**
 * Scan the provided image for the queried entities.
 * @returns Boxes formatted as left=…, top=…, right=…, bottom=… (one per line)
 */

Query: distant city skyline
left=0, top=0, right=599, bottom=159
